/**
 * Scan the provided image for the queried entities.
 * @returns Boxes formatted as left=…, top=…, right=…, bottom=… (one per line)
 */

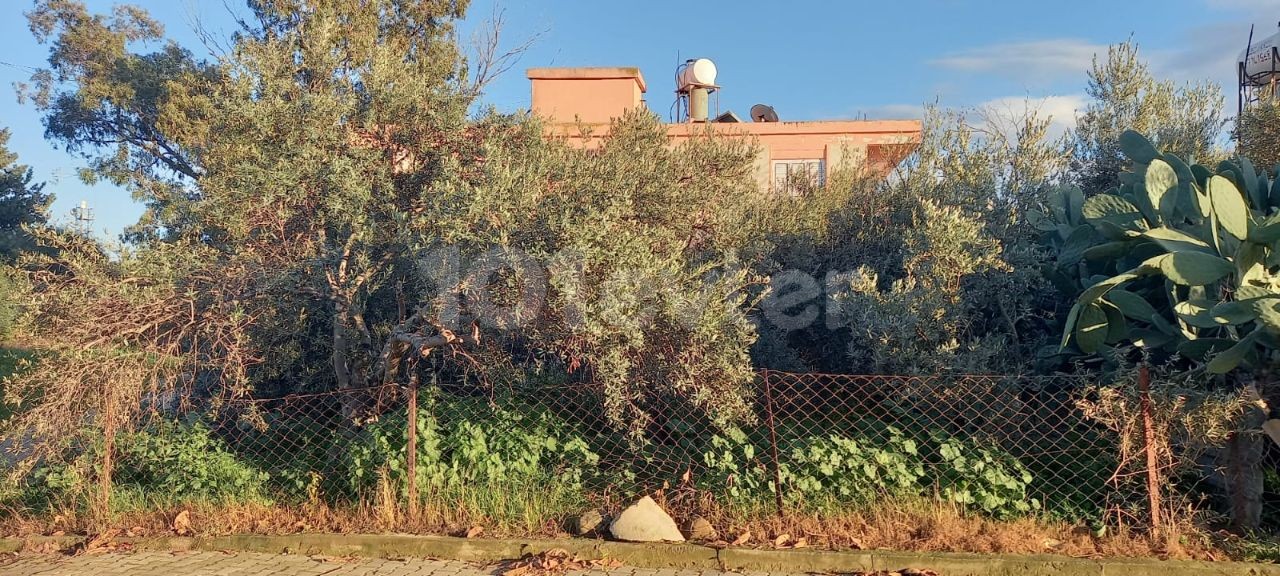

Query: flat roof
left=526, top=67, right=647, bottom=93
left=665, top=119, right=923, bottom=136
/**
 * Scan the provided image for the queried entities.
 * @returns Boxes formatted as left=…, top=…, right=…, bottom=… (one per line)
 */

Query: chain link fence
left=59, top=369, right=1183, bottom=530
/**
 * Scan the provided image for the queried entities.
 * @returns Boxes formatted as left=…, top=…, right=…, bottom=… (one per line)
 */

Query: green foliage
left=748, top=106, right=1066, bottom=374
left=1237, top=101, right=1280, bottom=174
left=700, top=426, right=1035, bottom=518
left=828, top=199, right=1015, bottom=374
left=1070, top=41, right=1226, bottom=194
left=429, top=112, right=763, bottom=436
left=1057, top=129, right=1280, bottom=374
left=781, top=431, right=926, bottom=504
left=933, top=432, right=1039, bottom=519
left=344, top=392, right=600, bottom=499
left=19, top=421, right=269, bottom=510
left=113, top=421, right=270, bottom=505
left=0, top=270, right=24, bottom=342
left=0, top=128, right=49, bottom=260
left=15, top=0, right=763, bottom=449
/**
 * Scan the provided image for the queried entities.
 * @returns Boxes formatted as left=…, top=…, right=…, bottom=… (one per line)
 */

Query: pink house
left=527, top=66, right=922, bottom=194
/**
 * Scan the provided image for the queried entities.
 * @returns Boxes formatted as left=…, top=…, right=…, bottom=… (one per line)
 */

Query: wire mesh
left=107, top=370, right=1138, bottom=523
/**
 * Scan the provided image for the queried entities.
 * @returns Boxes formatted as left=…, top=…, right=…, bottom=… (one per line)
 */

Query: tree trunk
left=1225, top=375, right=1268, bottom=532
left=332, top=299, right=374, bottom=423
left=1226, top=428, right=1265, bottom=532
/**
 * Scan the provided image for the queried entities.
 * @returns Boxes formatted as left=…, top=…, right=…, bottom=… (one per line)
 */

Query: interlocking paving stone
left=0, top=550, right=787, bottom=576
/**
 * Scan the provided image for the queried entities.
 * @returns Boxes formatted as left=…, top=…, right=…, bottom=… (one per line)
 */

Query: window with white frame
left=772, top=159, right=825, bottom=196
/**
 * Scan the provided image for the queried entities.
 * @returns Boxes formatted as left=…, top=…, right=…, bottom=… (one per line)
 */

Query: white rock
left=607, top=496, right=685, bottom=542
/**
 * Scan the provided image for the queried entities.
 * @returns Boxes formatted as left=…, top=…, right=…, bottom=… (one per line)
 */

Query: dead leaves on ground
left=498, top=548, right=623, bottom=576
left=495, top=548, right=936, bottom=576
left=64, top=529, right=133, bottom=556
left=850, top=570, right=938, bottom=576
left=172, top=510, right=191, bottom=536
left=308, top=554, right=358, bottom=563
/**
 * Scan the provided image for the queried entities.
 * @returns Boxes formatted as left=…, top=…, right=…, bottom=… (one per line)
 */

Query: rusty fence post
left=760, top=369, right=786, bottom=518
left=1138, top=364, right=1161, bottom=531
left=98, top=382, right=115, bottom=522
left=406, top=369, right=419, bottom=521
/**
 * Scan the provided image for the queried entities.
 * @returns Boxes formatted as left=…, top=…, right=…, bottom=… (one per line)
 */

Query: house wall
left=528, top=67, right=922, bottom=192
left=528, top=67, right=647, bottom=125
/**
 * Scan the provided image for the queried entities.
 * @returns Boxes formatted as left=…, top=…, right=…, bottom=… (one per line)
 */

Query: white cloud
left=930, top=39, right=1107, bottom=83
left=977, top=94, right=1087, bottom=140
left=856, top=95, right=1084, bottom=141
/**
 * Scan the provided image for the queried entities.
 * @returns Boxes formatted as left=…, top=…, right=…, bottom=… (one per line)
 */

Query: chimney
left=527, top=67, right=647, bottom=124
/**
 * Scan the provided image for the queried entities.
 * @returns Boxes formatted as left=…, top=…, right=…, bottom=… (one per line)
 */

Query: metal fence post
left=98, top=382, right=115, bottom=522
left=406, top=370, right=418, bottom=520
left=760, top=369, right=785, bottom=517
left=1138, top=364, right=1161, bottom=531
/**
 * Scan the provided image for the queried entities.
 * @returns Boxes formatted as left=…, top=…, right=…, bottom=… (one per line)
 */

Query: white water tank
left=1240, top=30, right=1280, bottom=85
left=679, top=58, right=717, bottom=91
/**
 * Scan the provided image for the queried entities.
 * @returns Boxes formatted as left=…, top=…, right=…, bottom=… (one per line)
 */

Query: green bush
left=344, top=392, right=601, bottom=499
left=113, top=421, right=270, bottom=505
left=18, top=420, right=269, bottom=510
left=785, top=431, right=926, bottom=503
left=932, top=431, right=1039, bottom=519
left=700, top=426, right=1036, bottom=518
left=702, top=426, right=923, bottom=512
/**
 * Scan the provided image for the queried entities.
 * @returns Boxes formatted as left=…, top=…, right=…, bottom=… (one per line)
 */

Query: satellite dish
left=750, top=104, right=779, bottom=122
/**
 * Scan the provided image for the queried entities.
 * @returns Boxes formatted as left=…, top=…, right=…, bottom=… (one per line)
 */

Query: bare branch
left=466, top=5, right=544, bottom=100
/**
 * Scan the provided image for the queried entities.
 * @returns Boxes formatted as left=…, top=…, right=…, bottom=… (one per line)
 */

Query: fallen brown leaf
left=172, top=510, right=192, bottom=536
left=503, top=565, right=532, bottom=576
left=773, top=533, right=791, bottom=547
left=731, top=530, right=751, bottom=546
left=793, top=537, right=808, bottom=549
left=465, top=526, right=484, bottom=538
left=497, top=548, right=624, bottom=575
left=75, top=529, right=123, bottom=556
left=309, top=554, right=356, bottom=563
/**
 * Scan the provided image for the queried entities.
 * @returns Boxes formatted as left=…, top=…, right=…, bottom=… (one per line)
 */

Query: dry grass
left=0, top=492, right=1242, bottom=562
left=651, top=491, right=1224, bottom=560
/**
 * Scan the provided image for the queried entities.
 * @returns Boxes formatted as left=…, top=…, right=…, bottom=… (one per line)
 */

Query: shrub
left=113, top=421, right=270, bottom=506
left=1236, top=100, right=1280, bottom=174
left=344, top=392, right=601, bottom=499
left=700, top=426, right=1037, bottom=518
left=931, top=431, right=1039, bottom=519
left=783, top=430, right=926, bottom=505
left=703, top=426, right=923, bottom=511
left=17, top=420, right=269, bottom=511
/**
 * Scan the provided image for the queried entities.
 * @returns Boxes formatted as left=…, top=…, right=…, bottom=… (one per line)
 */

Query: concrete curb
left=1, top=534, right=1278, bottom=576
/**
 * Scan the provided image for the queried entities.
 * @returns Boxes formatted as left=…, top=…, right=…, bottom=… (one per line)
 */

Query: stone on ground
left=607, top=496, right=685, bottom=542
left=685, top=516, right=717, bottom=541
left=574, top=509, right=604, bottom=536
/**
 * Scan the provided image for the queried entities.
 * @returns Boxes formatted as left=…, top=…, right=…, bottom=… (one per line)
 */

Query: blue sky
left=1, top=0, right=1278, bottom=238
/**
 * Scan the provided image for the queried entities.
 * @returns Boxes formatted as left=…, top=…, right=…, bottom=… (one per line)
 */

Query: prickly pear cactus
left=1050, top=130, right=1280, bottom=374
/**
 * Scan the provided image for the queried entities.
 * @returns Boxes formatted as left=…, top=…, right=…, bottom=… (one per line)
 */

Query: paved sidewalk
left=0, top=550, right=777, bottom=576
